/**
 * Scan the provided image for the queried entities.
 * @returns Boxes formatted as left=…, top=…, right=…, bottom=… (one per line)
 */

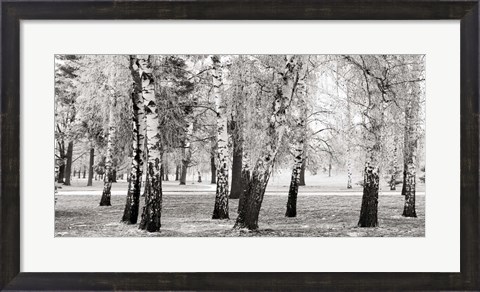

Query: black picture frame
left=1, top=1, right=478, bottom=290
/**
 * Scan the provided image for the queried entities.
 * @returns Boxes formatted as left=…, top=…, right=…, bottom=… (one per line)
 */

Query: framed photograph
left=1, top=0, right=478, bottom=290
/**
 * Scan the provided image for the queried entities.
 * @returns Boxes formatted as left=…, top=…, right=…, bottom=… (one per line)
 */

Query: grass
left=55, top=193, right=425, bottom=237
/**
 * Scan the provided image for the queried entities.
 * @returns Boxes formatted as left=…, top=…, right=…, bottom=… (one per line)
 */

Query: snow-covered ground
left=55, top=193, right=425, bottom=237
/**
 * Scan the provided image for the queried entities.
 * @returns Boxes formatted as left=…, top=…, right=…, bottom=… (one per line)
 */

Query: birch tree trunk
left=179, top=121, right=193, bottom=185
left=402, top=89, right=419, bottom=217
left=299, top=160, right=306, bottom=186
left=57, top=164, right=65, bottom=183
left=286, top=77, right=307, bottom=217
left=237, top=150, right=250, bottom=213
left=346, top=149, right=353, bottom=189
left=142, top=172, right=150, bottom=198
left=328, top=157, right=332, bottom=177
left=122, top=55, right=146, bottom=224
left=211, top=55, right=230, bottom=219
left=346, top=89, right=353, bottom=189
left=57, top=141, right=65, bottom=183
left=353, top=56, right=384, bottom=228
left=358, top=95, right=386, bottom=227
left=99, top=95, right=116, bottom=206
left=358, top=101, right=383, bottom=226
left=63, top=141, right=73, bottom=186
left=112, top=169, right=117, bottom=183
left=389, top=134, right=399, bottom=190
left=210, top=139, right=217, bottom=184
left=164, top=155, right=169, bottom=181
left=358, top=134, right=381, bottom=227
left=229, top=121, right=243, bottom=199
left=235, top=55, right=300, bottom=230
left=237, top=89, right=250, bottom=213
left=180, top=150, right=188, bottom=184
left=229, top=80, right=245, bottom=199
left=137, top=55, right=163, bottom=232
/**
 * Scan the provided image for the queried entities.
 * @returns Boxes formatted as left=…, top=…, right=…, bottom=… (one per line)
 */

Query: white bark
left=255, top=55, right=300, bottom=177
left=137, top=55, right=162, bottom=232
left=346, top=87, right=353, bottom=189
left=212, top=55, right=230, bottom=219
left=286, top=71, right=307, bottom=217
left=122, top=56, right=147, bottom=223
left=183, top=120, right=194, bottom=166
left=402, top=85, right=419, bottom=217
left=99, top=89, right=116, bottom=206
left=235, top=55, right=301, bottom=230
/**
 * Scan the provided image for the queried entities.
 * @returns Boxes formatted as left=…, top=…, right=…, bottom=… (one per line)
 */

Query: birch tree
left=180, top=118, right=194, bottom=185
left=344, top=72, right=354, bottom=189
left=235, top=55, right=301, bottom=230
left=389, top=133, right=400, bottom=190
left=211, top=55, right=230, bottom=219
left=99, top=86, right=117, bottom=206
left=285, top=69, right=308, bottom=217
left=402, top=79, right=421, bottom=217
left=344, top=55, right=385, bottom=227
left=87, top=146, right=94, bottom=186
left=210, top=138, right=217, bottom=184
left=73, top=55, right=131, bottom=196
left=137, top=55, right=163, bottom=232
left=228, top=56, right=248, bottom=199
left=122, top=55, right=147, bottom=223
left=343, top=55, right=424, bottom=226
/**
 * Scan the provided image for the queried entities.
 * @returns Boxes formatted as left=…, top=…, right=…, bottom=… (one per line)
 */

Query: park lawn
left=55, top=194, right=425, bottom=237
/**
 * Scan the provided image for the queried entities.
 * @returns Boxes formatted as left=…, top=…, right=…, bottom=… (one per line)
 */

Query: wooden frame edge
left=1, top=1, right=478, bottom=290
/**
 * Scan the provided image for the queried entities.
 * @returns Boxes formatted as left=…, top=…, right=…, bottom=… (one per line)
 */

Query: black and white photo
left=54, top=54, right=425, bottom=237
